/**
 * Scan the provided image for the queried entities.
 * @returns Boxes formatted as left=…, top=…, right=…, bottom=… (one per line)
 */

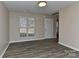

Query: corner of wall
left=58, top=42, right=79, bottom=52
left=0, top=43, right=9, bottom=58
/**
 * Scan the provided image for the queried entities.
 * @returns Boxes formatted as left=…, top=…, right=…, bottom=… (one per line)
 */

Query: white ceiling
left=3, top=1, right=77, bottom=15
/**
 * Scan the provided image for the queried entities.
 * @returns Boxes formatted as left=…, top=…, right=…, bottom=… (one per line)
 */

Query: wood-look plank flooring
left=3, top=39, right=79, bottom=58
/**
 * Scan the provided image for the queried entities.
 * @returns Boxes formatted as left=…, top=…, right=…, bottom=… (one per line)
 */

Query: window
left=19, top=16, right=35, bottom=37
left=28, top=18, right=35, bottom=36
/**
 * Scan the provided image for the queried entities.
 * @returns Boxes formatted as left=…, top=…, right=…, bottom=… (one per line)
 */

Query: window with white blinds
left=19, top=16, right=35, bottom=37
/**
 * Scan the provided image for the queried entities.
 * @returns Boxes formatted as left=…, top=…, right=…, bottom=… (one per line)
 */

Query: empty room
left=0, top=0, right=79, bottom=58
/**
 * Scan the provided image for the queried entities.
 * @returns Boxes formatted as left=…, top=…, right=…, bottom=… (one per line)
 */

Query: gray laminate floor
left=3, top=39, right=79, bottom=58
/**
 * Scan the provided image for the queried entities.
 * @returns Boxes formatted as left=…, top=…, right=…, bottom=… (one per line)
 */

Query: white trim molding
left=10, top=38, right=56, bottom=44
left=9, top=38, right=47, bottom=43
left=0, top=43, right=9, bottom=58
left=59, top=42, right=79, bottom=52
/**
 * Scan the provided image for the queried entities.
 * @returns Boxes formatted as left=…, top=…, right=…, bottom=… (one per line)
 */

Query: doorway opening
left=53, top=12, right=59, bottom=42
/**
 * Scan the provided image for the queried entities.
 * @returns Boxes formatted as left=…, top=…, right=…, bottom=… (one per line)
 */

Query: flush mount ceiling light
left=38, top=1, right=47, bottom=8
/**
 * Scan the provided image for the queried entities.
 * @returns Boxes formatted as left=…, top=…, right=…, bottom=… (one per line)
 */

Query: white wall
left=59, top=3, right=79, bottom=51
left=9, top=11, right=55, bottom=43
left=9, top=11, right=44, bottom=43
left=0, top=2, right=9, bottom=57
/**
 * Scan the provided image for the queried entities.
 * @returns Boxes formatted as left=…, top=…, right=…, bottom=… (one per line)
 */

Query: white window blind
left=19, top=16, right=35, bottom=37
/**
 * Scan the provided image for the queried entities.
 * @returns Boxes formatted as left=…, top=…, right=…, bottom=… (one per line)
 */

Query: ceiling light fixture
left=38, top=1, right=47, bottom=8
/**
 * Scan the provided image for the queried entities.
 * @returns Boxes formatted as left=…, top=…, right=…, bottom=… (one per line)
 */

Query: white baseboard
left=59, top=42, right=79, bottom=52
left=0, top=43, right=9, bottom=58
left=10, top=38, right=56, bottom=44
left=9, top=38, right=46, bottom=43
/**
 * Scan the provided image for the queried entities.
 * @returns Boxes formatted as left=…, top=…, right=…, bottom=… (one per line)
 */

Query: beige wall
left=0, top=2, right=9, bottom=57
left=9, top=11, right=46, bottom=42
left=59, top=3, right=79, bottom=51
